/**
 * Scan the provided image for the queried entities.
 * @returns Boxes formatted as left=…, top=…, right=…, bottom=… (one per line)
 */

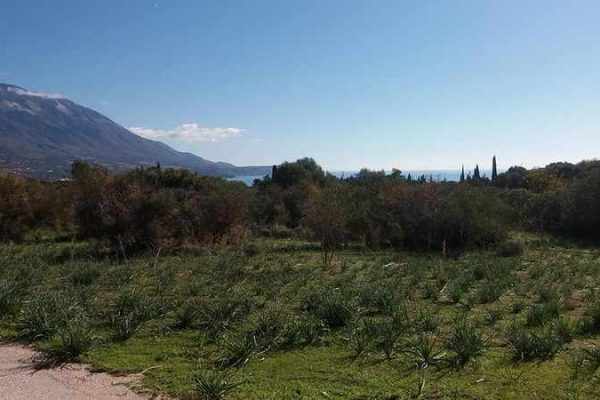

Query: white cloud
left=7, top=87, right=65, bottom=99
left=129, top=123, right=245, bottom=143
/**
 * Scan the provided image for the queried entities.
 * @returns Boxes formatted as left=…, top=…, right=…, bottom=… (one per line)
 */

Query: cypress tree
left=474, top=165, right=481, bottom=181
left=460, top=165, right=465, bottom=183
left=492, top=156, right=498, bottom=184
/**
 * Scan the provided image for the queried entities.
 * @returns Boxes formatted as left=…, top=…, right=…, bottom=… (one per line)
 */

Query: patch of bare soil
left=0, top=344, right=150, bottom=400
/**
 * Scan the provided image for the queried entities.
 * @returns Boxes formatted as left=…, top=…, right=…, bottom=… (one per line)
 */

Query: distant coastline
left=229, top=169, right=500, bottom=186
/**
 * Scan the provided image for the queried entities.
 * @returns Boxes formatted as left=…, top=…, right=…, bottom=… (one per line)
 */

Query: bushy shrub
left=552, top=317, right=574, bottom=344
left=404, top=334, right=445, bottom=369
left=218, top=330, right=256, bottom=368
left=578, top=301, right=600, bottom=335
left=358, top=284, right=397, bottom=315
left=109, top=288, right=152, bottom=340
left=523, top=192, right=563, bottom=233
left=349, top=318, right=378, bottom=358
left=52, top=311, right=93, bottom=361
left=0, top=174, right=33, bottom=242
left=75, top=179, right=173, bottom=254
left=304, top=184, right=350, bottom=266
left=525, top=301, right=561, bottom=328
left=247, top=305, right=288, bottom=349
left=506, top=324, right=562, bottom=362
left=560, top=169, right=600, bottom=239
left=172, top=299, right=199, bottom=330
left=371, top=317, right=404, bottom=360
left=373, top=185, right=509, bottom=252
left=446, top=316, right=486, bottom=368
left=198, top=296, right=253, bottom=341
left=303, top=289, right=353, bottom=329
left=476, top=280, right=506, bottom=304
left=496, top=241, right=524, bottom=257
left=281, top=315, right=326, bottom=347
left=191, top=367, right=242, bottom=400
left=446, top=276, right=472, bottom=304
left=253, top=160, right=511, bottom=253
left=0, top=278, right=19, bottom=317
left=349, top=316, right=406, bottom=360
left=251, top=159, right=326, bottom=228
left=414, top=307, right=439, bottom=333
left=515, top=164, right=600, bottom=240
left=439, top=187, right=510, bottom=250
left=74, top=165, right=249, bottom=254
left=17, top=292, right=63, bottom=340
left=39, top=302, right=93, bottom=365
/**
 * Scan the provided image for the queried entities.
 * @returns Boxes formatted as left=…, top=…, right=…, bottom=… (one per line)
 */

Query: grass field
left=1, top=234, right=600, bottom=399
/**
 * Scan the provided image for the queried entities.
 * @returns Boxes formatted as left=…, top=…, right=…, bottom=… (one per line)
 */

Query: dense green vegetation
left=1, top=157, right=600, bottom=399
left=2, top=236, right=600, bottom=399
left=4, top=157, right=600, bottom=254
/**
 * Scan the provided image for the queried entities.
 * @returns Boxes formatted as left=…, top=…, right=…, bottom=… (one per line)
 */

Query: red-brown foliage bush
left=73, top=164, right=249, bottom=254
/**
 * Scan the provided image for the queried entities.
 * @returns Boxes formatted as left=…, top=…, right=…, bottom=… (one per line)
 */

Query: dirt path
left=0, top=344, right=149, bottom=400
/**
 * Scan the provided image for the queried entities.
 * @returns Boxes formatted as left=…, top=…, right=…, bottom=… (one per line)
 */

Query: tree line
left=1, top=156, right=599, bottom=258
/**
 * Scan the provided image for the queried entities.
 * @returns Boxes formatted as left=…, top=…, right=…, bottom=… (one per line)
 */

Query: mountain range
left=0, top=84, right=270, bottom=179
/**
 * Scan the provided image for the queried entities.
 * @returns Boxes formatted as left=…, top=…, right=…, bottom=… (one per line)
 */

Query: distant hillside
left=0, top=84, right=269, bottom=179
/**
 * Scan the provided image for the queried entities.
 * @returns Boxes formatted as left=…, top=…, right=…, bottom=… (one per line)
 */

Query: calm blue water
left=331, top=170, right=468, bottom=182
left=229, top=169, right=493, bottom=186
left=227, top=175, right=267, bottom=185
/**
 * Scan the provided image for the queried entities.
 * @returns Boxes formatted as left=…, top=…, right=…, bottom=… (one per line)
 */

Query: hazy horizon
left=2, top=1, right=599, bottom=171
left=229, top=167, right=506, bottom=186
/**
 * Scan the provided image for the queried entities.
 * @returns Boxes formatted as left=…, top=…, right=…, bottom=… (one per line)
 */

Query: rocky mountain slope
left=0, top=84, right=268, bottom=179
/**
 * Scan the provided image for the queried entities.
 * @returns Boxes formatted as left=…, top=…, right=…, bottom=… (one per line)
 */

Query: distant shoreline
left=229, top=169, right=501, bottom=185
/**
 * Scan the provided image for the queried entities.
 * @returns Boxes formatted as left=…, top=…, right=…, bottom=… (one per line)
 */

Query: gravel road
left=0, top=344, right=148, bottom=400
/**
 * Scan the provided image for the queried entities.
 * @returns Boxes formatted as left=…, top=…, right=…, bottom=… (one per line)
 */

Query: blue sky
left=1, top=0, right=599, bottom=171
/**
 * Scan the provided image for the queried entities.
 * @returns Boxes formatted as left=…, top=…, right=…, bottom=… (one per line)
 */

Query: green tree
left=271, top=158, right=325, bottom=188
left=473, top=165, right=481, bottom=181
left=304, top=184, right=349, bottom=266
left=496, top=166, right=528, bottom=189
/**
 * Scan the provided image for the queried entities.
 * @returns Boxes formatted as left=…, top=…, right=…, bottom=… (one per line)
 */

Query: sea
left=229, top=169, right=494, bottom=186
